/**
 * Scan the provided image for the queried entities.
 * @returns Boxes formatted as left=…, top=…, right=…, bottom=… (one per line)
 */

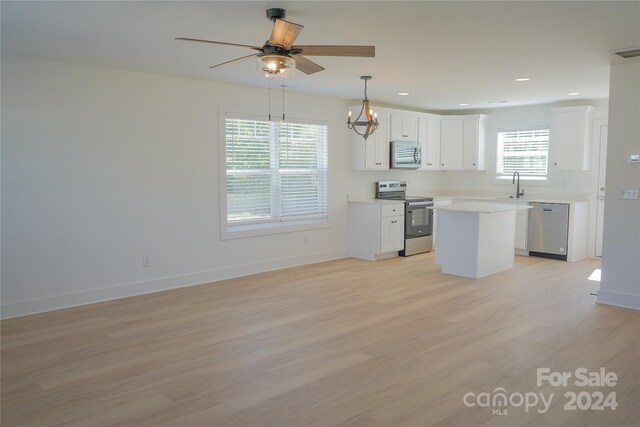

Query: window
left=496, top=128, right=550, bottom=180
left=223, top=114, right=328, bottom=236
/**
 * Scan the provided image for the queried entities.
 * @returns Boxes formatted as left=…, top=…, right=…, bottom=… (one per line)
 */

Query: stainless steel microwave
left=390, top=140, right=421, bottom=169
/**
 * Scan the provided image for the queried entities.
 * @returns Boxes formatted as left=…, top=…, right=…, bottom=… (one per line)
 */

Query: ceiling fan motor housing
left=266, top=8, right=286, bottom=22
left=261, top=44, right=293, bottom=56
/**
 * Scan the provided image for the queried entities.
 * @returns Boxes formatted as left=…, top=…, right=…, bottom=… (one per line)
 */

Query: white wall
left=441, top=101, right=609, bottom=198
left=598, top=60, right=640, bottom=310
left=0, top=55, right=448, bottom=318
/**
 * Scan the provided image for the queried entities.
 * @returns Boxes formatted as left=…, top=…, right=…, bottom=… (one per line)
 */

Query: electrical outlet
left=143, top=255, right=151, bottom=268
left=619, top=187, right=639, bottom=200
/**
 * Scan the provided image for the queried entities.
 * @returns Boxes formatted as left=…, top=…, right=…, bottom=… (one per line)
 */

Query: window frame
left=494, top=126, right=552, bottom=184
left=219, top=106, right=329, bottom=240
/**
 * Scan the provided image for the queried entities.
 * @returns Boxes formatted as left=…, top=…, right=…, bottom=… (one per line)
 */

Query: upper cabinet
left=439, top=116, right=464, bottom=170
left=350, top=105, right=488, bottom=172
left=351, top=107, right=390, bottom=170
left=439, top=115, right=487, bottom=170
left=418, top=115, right=441, bottom=170
left=551, top=106, right=594, bottom=171
left=390, top=114, right=418, bottom=141
left=462, top=115, right=487, bottom=170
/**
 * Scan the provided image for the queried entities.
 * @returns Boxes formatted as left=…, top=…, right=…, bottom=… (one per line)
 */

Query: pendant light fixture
left=347, top=76, right=378, bottom=140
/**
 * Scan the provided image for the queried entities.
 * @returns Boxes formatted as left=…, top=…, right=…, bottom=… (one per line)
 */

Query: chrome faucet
left=512, top=171, right=525, bottom=198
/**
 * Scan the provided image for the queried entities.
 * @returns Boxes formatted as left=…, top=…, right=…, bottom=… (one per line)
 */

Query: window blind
left=496, top=128, right=549, bottom=180
left=225, top=116, right=328, bottom=226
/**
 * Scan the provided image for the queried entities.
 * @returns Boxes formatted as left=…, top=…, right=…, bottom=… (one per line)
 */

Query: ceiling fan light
left=258, top=54, right=296, bottom=77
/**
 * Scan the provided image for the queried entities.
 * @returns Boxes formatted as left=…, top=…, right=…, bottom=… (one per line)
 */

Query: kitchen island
left=434, top=202, right=532, bottom=278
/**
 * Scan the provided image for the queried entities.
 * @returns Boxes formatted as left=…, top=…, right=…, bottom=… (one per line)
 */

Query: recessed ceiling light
left=458, top=103, right=469, bottom=106
left=514, top=78, right=531, bottom=82
left=568, top=92, right=581, bottom=96
left=397, top=92, right=410, bottom=96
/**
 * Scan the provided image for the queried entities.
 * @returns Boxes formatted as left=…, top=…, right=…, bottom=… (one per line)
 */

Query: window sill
left=494, top=177, right=551, bottom=187
left=221, top=218, right=329, bottom=240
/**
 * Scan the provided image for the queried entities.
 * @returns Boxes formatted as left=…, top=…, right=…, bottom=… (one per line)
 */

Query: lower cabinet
left=515, top=209, right=528, bottom=254
left=380, top=215, right=405, bottom=254
left=348, top=202, right=405, bottom=260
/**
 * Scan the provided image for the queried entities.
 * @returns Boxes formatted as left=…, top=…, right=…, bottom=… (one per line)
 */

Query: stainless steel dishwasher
left=527, top=202, right=570, bottom=261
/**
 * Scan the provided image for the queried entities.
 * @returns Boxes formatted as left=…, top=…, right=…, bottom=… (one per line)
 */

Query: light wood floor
left=2, top=254, right=639, bottom=427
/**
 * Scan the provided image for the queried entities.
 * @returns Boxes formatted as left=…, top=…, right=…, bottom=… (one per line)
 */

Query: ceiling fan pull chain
left=268, top=77, right=272, bottom=121
left=282, top=76, right=286, bottom=122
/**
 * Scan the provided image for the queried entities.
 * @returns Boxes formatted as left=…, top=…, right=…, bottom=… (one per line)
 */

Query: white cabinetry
left=418, top=115, right=441, bottom=170
left=351, top=109, right=390, bottom=170
left=391, top=114, right=418, bottom=141
left=515, top=209, right=528, bottom=254
left=567, top=201, right=589, bottom=262
left=350, top=106, right=487, bottom=172
left=462, top=115, right=487, bottom=170
left=348, top=202, right=405, bottom=260
left=551, top=106, right=594, bottom=171
left=439, top=115, right=487, bottom=170
left=380, top=214, right=405, bottom=254
left=439, top=116, right=464, bottom=170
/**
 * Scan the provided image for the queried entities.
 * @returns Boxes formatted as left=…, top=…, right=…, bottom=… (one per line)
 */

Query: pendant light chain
left=364, top=77, right=368, bottom=100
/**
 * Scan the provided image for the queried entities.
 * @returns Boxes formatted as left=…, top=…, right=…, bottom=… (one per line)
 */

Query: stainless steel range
left=375, top=181, right=434, bottom=256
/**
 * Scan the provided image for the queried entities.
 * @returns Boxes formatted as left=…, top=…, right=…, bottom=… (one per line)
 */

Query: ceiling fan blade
left=292, top=55, right=325, bottom=75
left=209, top=53, right=257, bottom=69
left=292, top=45, right=375, bottom=57
left=268, top=19, right=304, bottom=49
left=176, top=37, right=263, bottom=51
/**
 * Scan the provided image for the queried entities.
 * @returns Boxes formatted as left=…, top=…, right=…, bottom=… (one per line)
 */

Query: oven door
left=405, top=201, right=433, bottom=238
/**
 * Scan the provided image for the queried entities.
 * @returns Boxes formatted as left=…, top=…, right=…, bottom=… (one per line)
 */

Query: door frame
left=588, top=118, right=608, bottom=257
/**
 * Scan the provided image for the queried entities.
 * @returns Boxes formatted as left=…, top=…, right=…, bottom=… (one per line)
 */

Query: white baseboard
left=596, top=289, right=640, bottom=311
left=1, top=249, right=348, bottom=319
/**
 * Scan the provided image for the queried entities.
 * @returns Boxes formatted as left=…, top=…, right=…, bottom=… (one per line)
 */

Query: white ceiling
left=2, top=1, right=639, bottom=112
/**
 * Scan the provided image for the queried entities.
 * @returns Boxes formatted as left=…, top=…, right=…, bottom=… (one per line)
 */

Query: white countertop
left=347, top=195, right=404, bottom=205
left=433, top=194, right=587, bottom=205
left=348, top=194, right=587, bottom=206
left=434, top=202, right=533, bottom=213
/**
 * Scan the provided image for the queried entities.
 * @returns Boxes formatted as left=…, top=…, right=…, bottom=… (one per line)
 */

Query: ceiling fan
left=176, top=8, right=375, bottom=76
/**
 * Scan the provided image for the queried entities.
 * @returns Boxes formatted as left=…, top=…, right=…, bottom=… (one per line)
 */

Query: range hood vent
left=614, top=48, right=640, bottom=59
